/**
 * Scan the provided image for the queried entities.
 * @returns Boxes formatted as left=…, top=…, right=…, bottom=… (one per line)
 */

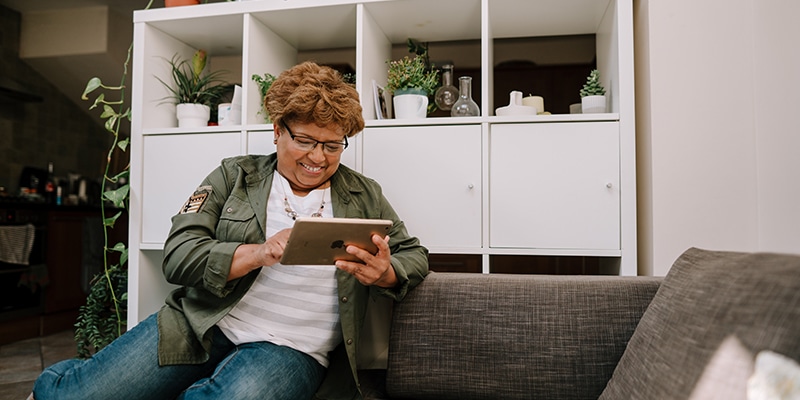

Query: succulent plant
left=580, top=69, right=606, bottom=97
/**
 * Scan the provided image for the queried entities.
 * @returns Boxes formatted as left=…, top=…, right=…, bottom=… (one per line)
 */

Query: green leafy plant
left=156, top=50, right=229, bottom=106
left=75, top=0, right=154, bottom=358
left=386, top=54, right=439, bottom=96
left=341, top=72, right=356, bottom=86
left=251, top=72, right=276, bottom=122
left=74, top=263, right=128, bottom=358
left=406, top=38, right=430, bottom=69
left=580, top=69, right=606, bottom=97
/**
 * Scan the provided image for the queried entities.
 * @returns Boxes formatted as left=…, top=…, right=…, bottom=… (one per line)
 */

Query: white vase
left=176, top=103, right=211, bottom=128
left=581, top=95, right=606, bottom=114
left=393, top=93, right=428, bottom=119
left=496, top=91, right=537, bottom=116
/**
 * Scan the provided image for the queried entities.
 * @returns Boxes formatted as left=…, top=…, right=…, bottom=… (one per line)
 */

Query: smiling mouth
left=300, top=162, right=323, bottom=173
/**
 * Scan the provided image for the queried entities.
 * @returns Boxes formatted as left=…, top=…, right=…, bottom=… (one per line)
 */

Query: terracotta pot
left=165, top=0, right=201, bottom=7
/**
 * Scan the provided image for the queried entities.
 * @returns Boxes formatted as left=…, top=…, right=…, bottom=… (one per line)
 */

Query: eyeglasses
left=282, top=122, right=348, bottom=154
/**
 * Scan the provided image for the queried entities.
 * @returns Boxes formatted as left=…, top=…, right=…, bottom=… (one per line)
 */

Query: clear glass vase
left=451, top=76, right=480, bottom=117
left=434, top=64, right=459, bottom=111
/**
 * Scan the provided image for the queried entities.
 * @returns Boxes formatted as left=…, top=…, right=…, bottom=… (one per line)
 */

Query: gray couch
left=359, top=247, right=800, bottom=400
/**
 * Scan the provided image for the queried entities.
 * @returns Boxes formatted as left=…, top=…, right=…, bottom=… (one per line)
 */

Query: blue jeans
left=33, top=313, right=325, bottom=400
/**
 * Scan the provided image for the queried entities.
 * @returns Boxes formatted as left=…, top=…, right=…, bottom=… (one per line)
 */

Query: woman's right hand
left=228, top=228, right=292, bottom=280
left=259, top=228, right=292, bottom=266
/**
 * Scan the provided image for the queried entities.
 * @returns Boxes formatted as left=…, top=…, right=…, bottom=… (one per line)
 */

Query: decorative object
left=386, top=54, right=438, bottom=119
left=218, top=102, right=241, bottom=126
left=569, top=103, right=583, bottom=114
left=496, top=91, right=536, bottom=116
left=748, top=350, right=800, bottom=400
left=155, top=49, right=229, bottom=127
left=522, top=95, right=545, bottom=115
left=451, top=76, right=480, bottom=117
left=251, top=72, right=276, bottom=123
left=175, top=103, right=210, bottom=128
left=393, top=89, right=428, bottom=119
left=434, top=64, right=458, bottom=111
left=386, top=55, right=439, bottom=97
left=372, top=80, right=392, bottom=119
left=580, top=69, right=607, bottom=113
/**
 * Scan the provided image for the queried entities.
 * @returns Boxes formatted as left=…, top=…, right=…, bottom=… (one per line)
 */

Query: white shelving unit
left=128, top=0, right=636, bottom=326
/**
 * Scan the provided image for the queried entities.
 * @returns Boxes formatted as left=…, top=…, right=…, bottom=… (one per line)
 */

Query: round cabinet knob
left=606, top=183, right=613, bottom=188
left=468, top=183, right=474, bottom=189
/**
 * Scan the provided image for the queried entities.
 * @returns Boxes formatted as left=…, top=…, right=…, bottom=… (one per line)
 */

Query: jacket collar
left=234, top=153, right=364, bottom=231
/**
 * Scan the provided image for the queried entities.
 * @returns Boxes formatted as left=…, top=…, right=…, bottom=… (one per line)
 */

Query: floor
left=0, top=330, right=76, bottom=400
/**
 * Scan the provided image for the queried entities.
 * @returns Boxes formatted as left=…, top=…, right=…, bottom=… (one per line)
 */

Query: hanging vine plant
left=74, top=0, right=154, bottom=358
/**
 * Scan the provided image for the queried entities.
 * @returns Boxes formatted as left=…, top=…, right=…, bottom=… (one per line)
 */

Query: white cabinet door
left=247, top=131, right=276, bottom=155
left=362, top=125, right=482, bottom=250
left=490, top=122, right=620, bottom=250
left=140, top=132, right=243, bottom=245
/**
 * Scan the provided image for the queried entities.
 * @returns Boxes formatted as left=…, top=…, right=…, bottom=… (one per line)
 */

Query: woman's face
left=274, top=120, right=347, bottom=195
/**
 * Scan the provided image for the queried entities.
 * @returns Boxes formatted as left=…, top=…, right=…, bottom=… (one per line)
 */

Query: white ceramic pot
left=393, top=93, right=428, bottom=119
left=581, top=95, right=606, bottom=113
left=176, top=103, right=211, bottom=128
left=218, top=103, right=242, bottom=126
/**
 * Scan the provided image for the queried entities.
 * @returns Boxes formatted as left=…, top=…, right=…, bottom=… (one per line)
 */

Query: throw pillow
left=748, top=350, right=800, bottom=400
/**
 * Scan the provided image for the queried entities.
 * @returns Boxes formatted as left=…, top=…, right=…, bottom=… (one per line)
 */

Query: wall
left=753, top=1, right=800, bottom=254
left=0, top=5, right=111, bottom=195
left=634, top=0, right=800, bottom=276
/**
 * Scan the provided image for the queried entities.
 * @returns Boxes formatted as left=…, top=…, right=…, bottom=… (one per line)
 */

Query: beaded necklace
left=278, top=173, right=326, bottom=220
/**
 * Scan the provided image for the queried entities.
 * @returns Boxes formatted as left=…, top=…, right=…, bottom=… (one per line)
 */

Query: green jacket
left=158, top=153, right=429, bottom=400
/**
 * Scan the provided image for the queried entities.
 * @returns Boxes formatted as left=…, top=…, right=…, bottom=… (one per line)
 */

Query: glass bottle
left=434, top=64, right=458, bottom=111
left=451, top=76, right=480, bottom=117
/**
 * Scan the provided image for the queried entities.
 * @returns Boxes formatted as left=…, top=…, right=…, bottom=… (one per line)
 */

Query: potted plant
left=386, top=55, right=439, bottom=119
left=76, top=0, right=160, bottom=356
left=252, top=72, right=276, bottom=123
left=580, top=69, right=607, bottom=113
left=156, top=49, right=229, bottom=127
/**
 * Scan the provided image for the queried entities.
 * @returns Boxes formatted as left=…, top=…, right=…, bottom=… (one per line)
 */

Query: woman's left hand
left=336, top=234, right=397, bottom=288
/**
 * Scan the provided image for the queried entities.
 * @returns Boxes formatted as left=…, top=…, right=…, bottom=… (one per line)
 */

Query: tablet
left=280, top=217, right=393, bottom=265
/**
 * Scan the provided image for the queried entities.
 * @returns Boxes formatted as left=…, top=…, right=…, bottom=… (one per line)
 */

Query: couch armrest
left=385, top=272, right=662, bottom=400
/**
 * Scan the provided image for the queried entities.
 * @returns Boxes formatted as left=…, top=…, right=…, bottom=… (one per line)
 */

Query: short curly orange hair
left=265, top=61, right=364, bottom=137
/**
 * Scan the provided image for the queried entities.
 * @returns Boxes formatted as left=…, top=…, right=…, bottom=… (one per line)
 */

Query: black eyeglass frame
left=281, top=121, right=349, bottom=153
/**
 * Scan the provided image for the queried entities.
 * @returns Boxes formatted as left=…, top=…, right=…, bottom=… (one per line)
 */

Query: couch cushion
left=386, top=272, right=661, bottom=400
left=599, top=247, right=800, bottom=400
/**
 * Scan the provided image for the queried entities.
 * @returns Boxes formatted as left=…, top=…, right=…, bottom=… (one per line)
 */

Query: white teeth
left=302, top=163, right=322, bottom=172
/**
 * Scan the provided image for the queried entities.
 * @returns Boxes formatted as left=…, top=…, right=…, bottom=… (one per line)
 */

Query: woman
left=31, top=61, right=429, bottom=400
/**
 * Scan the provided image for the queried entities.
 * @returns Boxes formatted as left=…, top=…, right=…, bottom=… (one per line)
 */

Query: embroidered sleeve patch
left=180, top=185, right=213, bottom=214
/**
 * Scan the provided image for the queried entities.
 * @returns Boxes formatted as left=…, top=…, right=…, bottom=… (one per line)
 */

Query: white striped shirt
left=217, top=172, right=341, bottom=366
